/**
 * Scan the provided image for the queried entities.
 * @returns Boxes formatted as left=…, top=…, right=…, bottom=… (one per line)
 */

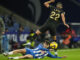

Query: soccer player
left=35, top=0, right=69, bottom=42
left=3, top=41, right=66, bottom=59
left=27, top=0, right=69, bottom=57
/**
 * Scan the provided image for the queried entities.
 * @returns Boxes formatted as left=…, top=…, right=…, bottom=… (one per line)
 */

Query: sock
left=13, top=57, right=19, bottom=59
left=54, top=49, right=58, bottom=56
left=8, top=51, right=13, bottom=55
left=54, top=52, right=58, bottom=56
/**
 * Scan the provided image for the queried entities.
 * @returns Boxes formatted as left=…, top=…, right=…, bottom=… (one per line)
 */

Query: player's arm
left=61, top=13, right=69, bottom=28
left=44, top=0, right=55, bottom=8
left=47, top=51, right=66, bottom=58
left=49, top=49, right=58, bottom=56
left=35, top=44, right=48, bottom=51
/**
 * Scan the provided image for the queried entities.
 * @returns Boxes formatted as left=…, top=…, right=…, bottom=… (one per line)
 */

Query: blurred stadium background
left=0, top=0, right=80, bottom=59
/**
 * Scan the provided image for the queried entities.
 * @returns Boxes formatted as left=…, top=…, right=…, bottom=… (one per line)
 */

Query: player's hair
left=56, top=2, right=63, bottom=8
left=44, top=40, right=50, bottom=45
left=56, top=2, right=62, bottom=5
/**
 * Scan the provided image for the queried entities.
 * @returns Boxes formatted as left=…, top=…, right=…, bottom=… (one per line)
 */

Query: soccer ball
left=50, top=42, right=58, bottom=49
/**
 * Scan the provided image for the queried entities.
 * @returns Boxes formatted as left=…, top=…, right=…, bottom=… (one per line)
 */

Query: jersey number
left=50, top=11, right=60, bottom=21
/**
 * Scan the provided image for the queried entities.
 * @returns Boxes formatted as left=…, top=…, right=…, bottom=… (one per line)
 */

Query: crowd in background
left=0, top=14, right=31, bottom=53
left=0, top=14, right=80, bottom=53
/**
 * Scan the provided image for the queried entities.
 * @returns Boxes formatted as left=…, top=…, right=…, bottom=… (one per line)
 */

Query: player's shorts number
left=50, top=11, right=60, bottom=21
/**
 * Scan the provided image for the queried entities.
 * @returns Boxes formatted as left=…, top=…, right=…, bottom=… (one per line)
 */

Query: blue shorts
left=25, top=48, right=35, bottom=58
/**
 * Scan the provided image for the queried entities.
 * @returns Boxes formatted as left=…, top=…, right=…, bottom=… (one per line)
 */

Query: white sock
left=55, top=52, right=58, bottom=55
left=8, top=51, right=13, bottom=55
left=13, top=57, right=19, bottom=59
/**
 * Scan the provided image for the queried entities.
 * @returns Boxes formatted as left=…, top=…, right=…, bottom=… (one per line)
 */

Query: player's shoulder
left=39, top=43, right=43, bottom=46
left=37, top=43, right=43, bottom=48
left=60, top=9, right=65, bottom=14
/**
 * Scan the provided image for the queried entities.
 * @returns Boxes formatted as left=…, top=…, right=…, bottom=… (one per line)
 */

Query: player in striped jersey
left=3, top=41, right=66, bottom=59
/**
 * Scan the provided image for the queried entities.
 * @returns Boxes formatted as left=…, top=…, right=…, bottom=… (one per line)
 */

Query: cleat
left=3, top=53, right=8, bottom=56
left=8, top=57, right=14, bottom=59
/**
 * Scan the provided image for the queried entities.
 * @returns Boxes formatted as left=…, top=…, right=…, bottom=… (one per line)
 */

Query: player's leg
left=36, top=24, right=48, bottom=35
left=3, top=49, right=26, bottom=56
left=8, top=54, right=33, bottom=59
left=27, top=22, right=49, bottom=43
left=49, top=26, right=57, bottom=42
left=49, top=27, right=58, bottom=56
left=52, top=35, right=57, bottom=41
left=19, top=54, right=33, bottom=59
left=37, top=20, right=50, bottom=34
left=31, top=23, right=48, bottom=41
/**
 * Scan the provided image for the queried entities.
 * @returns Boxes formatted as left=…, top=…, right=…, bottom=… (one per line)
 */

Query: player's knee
left=18, top=49, right=26, bottom=54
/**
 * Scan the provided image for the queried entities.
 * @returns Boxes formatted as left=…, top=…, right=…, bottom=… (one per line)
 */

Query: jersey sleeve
left=41, top=48, right=49, bottom=51
left=61, top=10, right=65, bottom=14
left=35, top=44, right=42, bottom=49
left=39, top=44, right=49, bottom=51
left=47, top=51, right=62, bottom=58
left=35, top=44, right=48, bottom=51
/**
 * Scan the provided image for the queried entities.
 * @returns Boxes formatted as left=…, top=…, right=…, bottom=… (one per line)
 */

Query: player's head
left=56, top=2, right=63, bottom=9
left=43, top=40, right=50, bottom=48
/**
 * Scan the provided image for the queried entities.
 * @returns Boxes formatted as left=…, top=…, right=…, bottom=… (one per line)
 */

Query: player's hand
left=62, top=56, right=67, bottom=58
left=50, top=0, right=55, bottom=2
left=64, top=24, right=69, bottom=28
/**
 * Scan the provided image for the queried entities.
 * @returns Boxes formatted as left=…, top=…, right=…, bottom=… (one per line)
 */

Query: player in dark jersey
left=27, top=0, right=69, bottom=56
left=35, top=0, right=69, bottom=42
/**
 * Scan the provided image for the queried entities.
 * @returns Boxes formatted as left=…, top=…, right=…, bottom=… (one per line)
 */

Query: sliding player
left=3, top=41, right=66, bottom=59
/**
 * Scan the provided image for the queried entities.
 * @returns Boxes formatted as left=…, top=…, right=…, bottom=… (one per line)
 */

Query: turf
left=0, top=48, right=80, bottom=60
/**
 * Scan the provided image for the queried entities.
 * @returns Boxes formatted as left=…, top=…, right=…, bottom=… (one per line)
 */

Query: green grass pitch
left=0, top=48, right=80, bottom=60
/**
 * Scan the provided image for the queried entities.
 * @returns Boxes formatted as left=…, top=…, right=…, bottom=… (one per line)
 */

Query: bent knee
left=17, top=49, right=26, bottom=54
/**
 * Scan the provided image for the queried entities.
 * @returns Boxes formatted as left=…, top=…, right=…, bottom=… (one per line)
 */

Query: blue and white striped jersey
left=25, top=44, right=61, bottom=59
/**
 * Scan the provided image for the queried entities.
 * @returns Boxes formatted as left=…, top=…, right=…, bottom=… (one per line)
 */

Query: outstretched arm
left=47, top=51, right=66, bottom=58
left=49, top=49, right=58, bottom=56
left=61, top=13, right=69, bottom=28
left=44, top=0, right=55, bottom=8
left=47, top=52, right=62, bottom=58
